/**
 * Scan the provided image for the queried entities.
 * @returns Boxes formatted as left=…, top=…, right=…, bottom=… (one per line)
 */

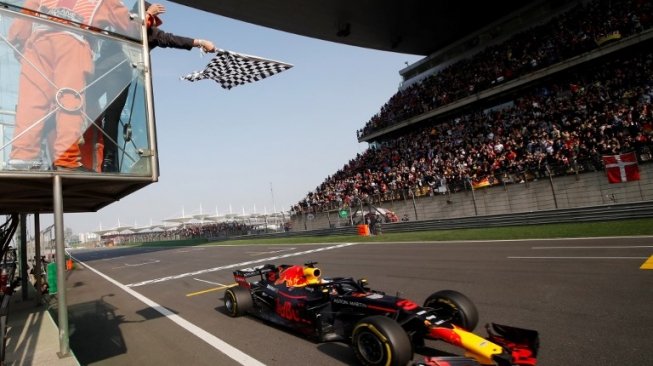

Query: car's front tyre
left=224, top=286, right=253, bottom=317
left=351, top=315, right=412, bottom=366
left=423, top=289, right=479, bottom=331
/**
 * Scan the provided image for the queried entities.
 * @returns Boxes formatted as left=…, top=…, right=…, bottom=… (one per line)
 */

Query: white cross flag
left=181, top=49, right=293, bottom=90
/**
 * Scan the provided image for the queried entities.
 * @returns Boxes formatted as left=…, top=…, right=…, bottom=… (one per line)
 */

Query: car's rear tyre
left=423, top=289, right=478, bottom=331
left=351, top=316, right=412, bottom=366
left=224, top=286, right=253, bottom=317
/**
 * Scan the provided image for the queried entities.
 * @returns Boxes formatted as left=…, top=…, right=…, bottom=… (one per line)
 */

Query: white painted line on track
left=246, top=247, right=297, bottom=256
left=509, top=256, right=649, bottom=259
left=125, top=243, right=357, bottom=288
left=71, top=256, right=266, bottom=366
left=194, top=278, right=224, bottom=286
left=532, top=245, right=653, bottom=249
left=112, top=259, right=160, bottom=269
left=176, top=248, right=206, bottom=253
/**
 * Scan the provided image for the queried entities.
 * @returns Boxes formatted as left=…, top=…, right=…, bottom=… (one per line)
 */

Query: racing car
left=223, top=262, right=539, bottom=366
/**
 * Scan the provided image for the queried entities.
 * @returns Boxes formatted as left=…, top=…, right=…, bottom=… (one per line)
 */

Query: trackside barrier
left=357, top=224, right=370, bottom=236
left=213, top=201, right=653, bottom=242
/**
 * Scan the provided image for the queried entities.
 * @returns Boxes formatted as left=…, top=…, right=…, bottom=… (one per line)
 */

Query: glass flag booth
left=0, top=0, right=156, bottom=357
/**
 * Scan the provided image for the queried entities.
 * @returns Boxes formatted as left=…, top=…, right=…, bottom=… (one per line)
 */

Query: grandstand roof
left=169, top=0, right=532, bottom=56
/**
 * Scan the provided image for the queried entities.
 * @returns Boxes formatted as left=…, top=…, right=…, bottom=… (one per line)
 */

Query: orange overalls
left=8, top=0, right=136, bottom=170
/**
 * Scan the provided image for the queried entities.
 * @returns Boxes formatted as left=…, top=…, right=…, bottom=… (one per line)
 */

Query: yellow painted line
left=640, top=255, right=653, bottom=270
left=186, top=283, right=238, bottom=297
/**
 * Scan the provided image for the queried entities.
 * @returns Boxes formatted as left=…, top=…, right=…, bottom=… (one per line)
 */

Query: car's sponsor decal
left=266, top=284, right=278, bottom=292
left=366, top=304, right=397, bottom=313
left=275, top=298, right=310, bottom=324
left=396, top=299, right=419, bottom=311
left=333, top=298, right=367, bottom=307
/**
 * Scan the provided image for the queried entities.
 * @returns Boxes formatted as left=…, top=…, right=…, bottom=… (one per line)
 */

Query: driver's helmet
left=266, top=269, right=278, bottom=282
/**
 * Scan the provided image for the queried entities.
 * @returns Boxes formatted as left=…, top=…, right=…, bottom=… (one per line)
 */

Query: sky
left=42, top=1, right=424, bottom=235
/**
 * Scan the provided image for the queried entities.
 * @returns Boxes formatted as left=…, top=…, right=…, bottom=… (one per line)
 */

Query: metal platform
left=0, top=173, right=155, bottom=214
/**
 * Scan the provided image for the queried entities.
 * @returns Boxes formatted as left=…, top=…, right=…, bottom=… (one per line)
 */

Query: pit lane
left=67, top=237, right=653, bottom=365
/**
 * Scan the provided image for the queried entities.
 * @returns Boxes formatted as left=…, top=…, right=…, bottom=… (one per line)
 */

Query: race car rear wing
left=233, top=263, right=321, bottom=287
left=233, top=264, right=278, bottom=287
left=233, top=264, right=277, bottom=278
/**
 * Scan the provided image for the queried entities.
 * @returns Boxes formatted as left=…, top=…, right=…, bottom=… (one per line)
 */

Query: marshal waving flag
left=181, top=49, right=293, bottom=90
left=602, top=151, right=640, bottom=183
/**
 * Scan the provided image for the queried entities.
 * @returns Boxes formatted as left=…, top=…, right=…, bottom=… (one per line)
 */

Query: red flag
left=602, top=152, right=640, bottom=183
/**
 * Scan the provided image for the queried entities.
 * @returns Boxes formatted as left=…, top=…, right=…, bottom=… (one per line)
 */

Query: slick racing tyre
left=351, top=316, right=412, bottom=366
left=423, top=290, right=479, bottom=331
left=224, top=286, right=253, bottom=317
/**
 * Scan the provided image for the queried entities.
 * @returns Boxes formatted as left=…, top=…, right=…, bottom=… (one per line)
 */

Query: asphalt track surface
left=64, top=237, right=653, bottom=366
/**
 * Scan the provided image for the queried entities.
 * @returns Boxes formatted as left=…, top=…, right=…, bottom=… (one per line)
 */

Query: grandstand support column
left=546, top=165, right=559, bottom=209
left=19, top=214, right=28, bottom=301
left=53, top=175, right=70, bottom=358
left=34, top=214, right=42, bottom=306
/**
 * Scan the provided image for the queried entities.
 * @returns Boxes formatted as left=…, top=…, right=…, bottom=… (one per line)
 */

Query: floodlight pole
left=53, top=174, right=70, bottom=358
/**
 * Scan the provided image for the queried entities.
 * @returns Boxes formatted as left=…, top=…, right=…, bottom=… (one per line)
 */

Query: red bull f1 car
left=224, top=262, right=539, bottom=366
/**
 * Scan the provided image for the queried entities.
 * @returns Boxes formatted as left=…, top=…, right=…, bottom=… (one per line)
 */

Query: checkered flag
left=181, top=49, right=293, bottom=90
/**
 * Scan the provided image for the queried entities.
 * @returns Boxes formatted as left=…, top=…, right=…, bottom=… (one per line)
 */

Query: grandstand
left=282, top=0, right=653, bottom=230
left=102, top=0, right=653, bottom=240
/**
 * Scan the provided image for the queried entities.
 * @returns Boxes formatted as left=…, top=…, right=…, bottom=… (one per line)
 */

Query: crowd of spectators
left=358, top=0, right=653, bottom=138
left=294, top=47, right=653, bottom=213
